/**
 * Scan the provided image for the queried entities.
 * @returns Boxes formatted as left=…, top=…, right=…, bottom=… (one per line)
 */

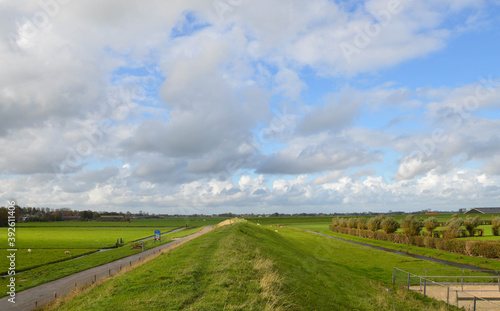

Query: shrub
left=444, top=215, right=463, bottom=239
left=328, top=216, right=500, bottom=259
left=442, top=239, right=466, bottom=254
left=423, top=237, right=435, bottom=249
left=424, top=217, right=438, bottom=237
left=434, top=238, right=444, bottom=250
left=356, top=218, right=367, bottom=230
left=347, top=218, right=358, bottom=229
left=463, top=215, right=481, bottom=237
left=338, top=218, right=347, bottom=228
left=375, top=231, right=388, bottom=241
left=400, top=215, right=422, bottom=236
left=476, top=242, right=500, bottom=258
left=412, top=236, right=424, bottom=247
left=331, top=217, right=339, bottom=227
left=367, top=215, right=385, bottom=231
left=381, top=217, right=399, bottom=234
left=492, top=216, right=500, bottom=236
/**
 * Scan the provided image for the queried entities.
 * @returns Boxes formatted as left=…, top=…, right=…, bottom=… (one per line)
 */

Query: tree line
left=0, top=206, right=134, bottom=226
left=331, top=214, right=500, bottom=238
left=330, top=215, right=500, bottom=259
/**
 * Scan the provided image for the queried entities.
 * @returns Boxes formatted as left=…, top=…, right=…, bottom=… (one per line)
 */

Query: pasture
left=1, top=217, right=229, bottom=274
left=0, top=219, right=217, bottom=296
left=1, top=227, right=172, bottom=249
left=249, top=216, right=500, bottom=272
left=3, top=215, right=500, bottom=308
left=46, top=221, right=455, bottom=311
left=0, top=225, right=179, bottom=274
left=249, top=214, right=500, bottom=240
left=16, top=217, right=228, bottom=228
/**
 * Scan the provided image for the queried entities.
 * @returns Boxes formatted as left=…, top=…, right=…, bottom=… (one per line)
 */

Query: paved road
left=1, top=226, right=213, bottom=311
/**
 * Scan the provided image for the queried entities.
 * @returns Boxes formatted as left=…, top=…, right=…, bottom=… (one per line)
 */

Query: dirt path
left=410, top=285, right=500, bottom=311
left=1, top=226, right=213, bottom=311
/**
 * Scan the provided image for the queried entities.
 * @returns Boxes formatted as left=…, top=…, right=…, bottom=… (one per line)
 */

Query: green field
left=1, top=249, right=97, bottom=273
left=251, top=214, right=500, bottom=239
left=0, top=218, right=229, bottom=274
left=46, top=221, right=456, bottom=311
left=0, top=226, right=184, bottom=274
left=16, top=217, right=229, bottom=228
left=0, top=227, right=176, bottom=249
left=280, top=222, right=500, bottom=272
left=4, top=216, right=498, bottom=308
left=0, top=218, right=219, bottom=296
left=0, top=226, right=203, bottom=296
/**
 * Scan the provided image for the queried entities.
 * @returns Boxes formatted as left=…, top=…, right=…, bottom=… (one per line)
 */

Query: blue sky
left=1, top=0, right=500, bottom=214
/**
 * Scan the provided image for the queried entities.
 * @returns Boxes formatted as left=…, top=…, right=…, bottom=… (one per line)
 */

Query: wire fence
left=393, top=267, right=500, bottom=311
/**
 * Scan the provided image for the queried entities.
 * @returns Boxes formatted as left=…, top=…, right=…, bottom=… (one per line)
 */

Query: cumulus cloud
left=257, top=134, right=382, bottom=174
left=0, top=0, right=498, bottom=213
left=298, top=88, right=361, bottom=134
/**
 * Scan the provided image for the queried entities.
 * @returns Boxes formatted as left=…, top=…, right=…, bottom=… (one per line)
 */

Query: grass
left=16, top=217, right=229, bottom=227
left=0, top=226, right=187, bottom=274
left=248, top=216, right=333, bottom=226
left=0, top=217, right=222, bottom=276
left=0, top=226, right=183, bottom=249
left=0, top=249, right=98, bottom=273
left=287, top=223, right=500, bottom=271
left=0, top=227, right=201, bottom=297
left=46, top=222, right=457, bottom=310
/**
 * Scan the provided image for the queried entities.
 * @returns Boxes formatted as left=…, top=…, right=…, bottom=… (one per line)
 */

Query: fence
left=393, top=267, right=500, bottom=311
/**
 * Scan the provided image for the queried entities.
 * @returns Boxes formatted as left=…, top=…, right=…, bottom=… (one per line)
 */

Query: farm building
left=464, top=207, right=500, bottom=214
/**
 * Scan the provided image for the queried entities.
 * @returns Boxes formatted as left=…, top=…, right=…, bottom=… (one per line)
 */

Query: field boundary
left=0, top=226, right=213, bottom=311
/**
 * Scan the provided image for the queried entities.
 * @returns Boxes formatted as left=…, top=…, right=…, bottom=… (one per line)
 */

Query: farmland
left=45, top=221, right=455, bottom=311
left=0, top=218, right=226, bottom=297
left=0, top=217, right=228, bottom=271
left=249, top=215, right=500, bottom=271
left=5, top=215, right=500, bottom=309
left=15, top=217, right=227, bottom=228
left=1, top=227, right=171, bottom=249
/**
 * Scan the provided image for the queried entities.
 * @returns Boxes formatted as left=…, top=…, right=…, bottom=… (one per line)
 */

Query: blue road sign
left=154, top=230, right=161, bottom=243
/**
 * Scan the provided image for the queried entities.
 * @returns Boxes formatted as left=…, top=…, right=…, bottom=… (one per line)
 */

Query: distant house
left=464, top=207, right=500, bottom=214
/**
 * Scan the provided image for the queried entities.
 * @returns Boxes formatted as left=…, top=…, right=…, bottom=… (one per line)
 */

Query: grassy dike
left=46, top=222, right=457, bottom=311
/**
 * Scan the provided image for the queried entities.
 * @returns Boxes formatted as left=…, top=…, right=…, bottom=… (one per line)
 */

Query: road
left=1, top=225, right=213, bottom=311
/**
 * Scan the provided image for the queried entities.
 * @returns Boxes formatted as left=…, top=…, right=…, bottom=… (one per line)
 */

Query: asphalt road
left=1, top=225, right=213, bottom=311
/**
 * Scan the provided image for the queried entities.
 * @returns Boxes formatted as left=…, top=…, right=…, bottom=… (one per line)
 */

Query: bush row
left=329, top=225, right=500, bottom=259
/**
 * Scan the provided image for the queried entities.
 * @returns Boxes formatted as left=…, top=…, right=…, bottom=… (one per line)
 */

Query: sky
left=1, top=0, right=500, bottom=214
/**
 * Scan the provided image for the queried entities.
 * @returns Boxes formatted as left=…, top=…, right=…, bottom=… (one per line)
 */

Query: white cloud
left=0, top=0, right=498, bottom=213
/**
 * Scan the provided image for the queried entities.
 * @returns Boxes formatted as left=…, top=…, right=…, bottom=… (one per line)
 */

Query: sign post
left=154, top=230, right=161, bottom=243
